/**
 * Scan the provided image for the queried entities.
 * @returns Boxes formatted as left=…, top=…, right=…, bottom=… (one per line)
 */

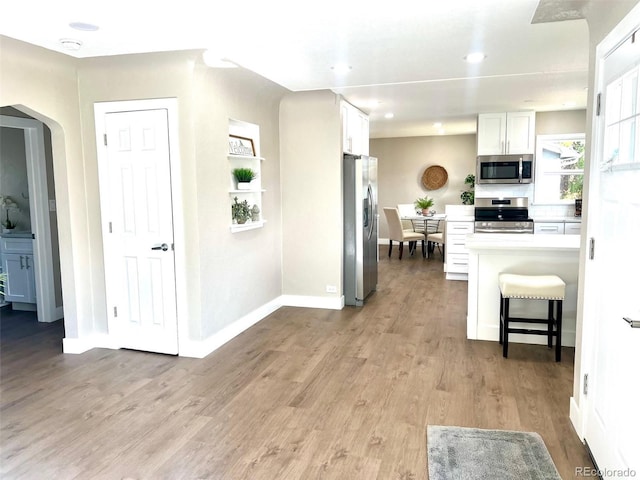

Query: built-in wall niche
left=228, top=119, right=265, bottom=233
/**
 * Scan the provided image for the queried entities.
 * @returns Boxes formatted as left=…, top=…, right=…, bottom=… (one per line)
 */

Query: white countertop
left=532, top=217, right=582, bottom=223
left=0, top=231, right=33, bottom=239
left=466, top=233, right=580, bottom=251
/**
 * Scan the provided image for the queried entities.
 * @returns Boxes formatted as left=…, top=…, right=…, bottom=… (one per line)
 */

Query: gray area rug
left=427, top=425, right=562, bottom=480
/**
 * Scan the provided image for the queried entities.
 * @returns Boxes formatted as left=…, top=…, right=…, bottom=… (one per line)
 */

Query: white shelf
left=230, top=220, right=265, bottom=233
left=229, top=189, right=266, bottom=194
left=227, top=154, right=265, bottom=161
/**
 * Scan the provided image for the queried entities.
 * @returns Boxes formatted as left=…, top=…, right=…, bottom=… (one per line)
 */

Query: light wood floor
left=1, top=247, right=592, bottom=479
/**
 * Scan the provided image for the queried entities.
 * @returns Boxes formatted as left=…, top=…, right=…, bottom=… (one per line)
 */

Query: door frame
left=573, top=0, right=640, bottom=443
left=0, top=114, right=61, bottom=323
left=93, top=98, right=187, bottom=354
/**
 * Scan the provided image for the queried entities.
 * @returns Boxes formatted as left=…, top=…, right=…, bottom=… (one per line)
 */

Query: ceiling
left=0, top=0, right=590, bottom=138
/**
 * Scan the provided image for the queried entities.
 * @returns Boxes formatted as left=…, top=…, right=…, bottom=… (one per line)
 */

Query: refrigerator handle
left=366, top=184, right=375, bottom=240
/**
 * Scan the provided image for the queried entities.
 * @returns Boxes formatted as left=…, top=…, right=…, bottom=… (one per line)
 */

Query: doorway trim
left=0, top=114, right=61, bottom=323
left=93, top=98, right=188, bottom=354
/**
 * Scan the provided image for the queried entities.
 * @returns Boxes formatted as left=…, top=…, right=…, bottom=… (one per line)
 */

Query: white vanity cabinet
left=0, top=237, right=37, bottom=304
left=477, top=111, right=535, bottom=155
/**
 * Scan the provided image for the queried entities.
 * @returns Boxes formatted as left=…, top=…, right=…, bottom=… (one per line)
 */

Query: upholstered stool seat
left=498, top=273, right=566, bottom=362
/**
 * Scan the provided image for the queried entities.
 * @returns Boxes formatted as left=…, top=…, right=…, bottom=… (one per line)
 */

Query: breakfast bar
left=466, top=233, right=580, bottom=347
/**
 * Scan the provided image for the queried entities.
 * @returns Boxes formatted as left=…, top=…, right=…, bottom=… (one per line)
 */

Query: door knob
left=151, top=243, right=169, bottom=251
left=623, top=317, right=640, bottom=328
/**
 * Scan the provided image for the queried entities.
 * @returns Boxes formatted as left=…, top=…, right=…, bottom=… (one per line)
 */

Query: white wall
left=280, top=91, right=344, bottom=306
left=371, top=134, right=477, bottom=239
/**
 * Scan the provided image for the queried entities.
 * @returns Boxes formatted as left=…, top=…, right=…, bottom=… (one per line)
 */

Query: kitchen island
left=466, top=233, right=580, bottom=347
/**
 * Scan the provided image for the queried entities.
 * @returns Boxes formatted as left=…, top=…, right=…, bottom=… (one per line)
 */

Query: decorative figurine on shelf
left=231, top=196, right=252, bottom=224
left=460, top=174, right=475, bottom=205
left=251, top=204, right=260, bottom=222
left=0, top=195, right=19, bottom=233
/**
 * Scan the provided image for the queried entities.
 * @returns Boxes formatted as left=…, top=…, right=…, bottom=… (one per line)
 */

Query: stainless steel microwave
left=476, top=154, right=534, bottom=184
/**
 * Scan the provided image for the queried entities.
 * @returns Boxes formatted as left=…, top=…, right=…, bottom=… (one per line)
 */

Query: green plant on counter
left=414, top=196, right=435, bottom=211
left=460, top=174, right=475, bottom=205
left=231, top=196, right=252, bottom=224
left=232, top=168, right=257, bottom=183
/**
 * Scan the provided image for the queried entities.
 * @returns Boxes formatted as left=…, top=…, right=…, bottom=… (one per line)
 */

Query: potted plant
left=415, top=196, right=435, bottom=215
left=232, top=168, right=257, bottom=190
left=231, top=196, right=252, bottom=224
left=460, top=174, right=475, bottom=205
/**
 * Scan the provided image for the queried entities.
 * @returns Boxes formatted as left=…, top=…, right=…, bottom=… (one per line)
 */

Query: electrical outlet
left=326, top=285, right=337, bottom=293
left=48, top=199, right=56, bottom=212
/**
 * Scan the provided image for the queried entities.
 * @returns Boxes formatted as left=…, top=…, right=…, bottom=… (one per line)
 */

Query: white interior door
left=584, top=21, right=640, bottom=476
left=100, top=107, right=178, bottom=355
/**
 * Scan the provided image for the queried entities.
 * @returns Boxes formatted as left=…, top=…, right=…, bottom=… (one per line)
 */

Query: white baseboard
left=280, top=294, right=344, bottom=310
left=179, top=294, right=344, bottom=358
left=63, top=294, right=344, bottom=359
left=179, top=298, right=283, bottom=358
left=62, top=333, right=119, bottom=354
left=570, top=396, right=584, bottom=440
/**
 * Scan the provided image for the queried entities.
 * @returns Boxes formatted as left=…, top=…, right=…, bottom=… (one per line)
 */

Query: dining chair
left=426, top=219, right=445, bottom=261
left=397, top=203, right=416, bottom=231
left=383, top=207, right=426, bottom=259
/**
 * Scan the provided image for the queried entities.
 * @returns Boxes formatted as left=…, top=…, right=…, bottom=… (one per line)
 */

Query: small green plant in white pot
left=232, top=168, right=257, bottom=190
left=414, top=196, right=435, bottom=215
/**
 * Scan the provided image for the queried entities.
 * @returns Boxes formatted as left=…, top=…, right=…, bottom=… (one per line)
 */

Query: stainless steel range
left=474, top=197, right=534, bottom=234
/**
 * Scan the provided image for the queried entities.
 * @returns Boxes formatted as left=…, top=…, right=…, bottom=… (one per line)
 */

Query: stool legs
left=499, top=295, right=562, bottom=362
left=555, top=300, right=563, bottom=362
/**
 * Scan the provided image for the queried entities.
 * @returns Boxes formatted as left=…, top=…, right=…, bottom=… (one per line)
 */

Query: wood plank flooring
left=0, top=248, right=593, bottom=479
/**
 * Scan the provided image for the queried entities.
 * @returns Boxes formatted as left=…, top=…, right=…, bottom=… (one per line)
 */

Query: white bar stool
left=498, top=273, right=566, bottom=362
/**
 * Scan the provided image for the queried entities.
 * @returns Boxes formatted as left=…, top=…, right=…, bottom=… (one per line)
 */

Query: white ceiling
left=0, top=0, right=590, bottom=138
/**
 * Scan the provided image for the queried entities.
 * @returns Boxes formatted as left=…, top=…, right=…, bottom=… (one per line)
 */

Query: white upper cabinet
left=477, top=111, right=535, bottom=155
left=342, top=101, right=369, bottom=155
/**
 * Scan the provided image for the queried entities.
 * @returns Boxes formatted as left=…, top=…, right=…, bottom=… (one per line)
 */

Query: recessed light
left=384, top=112, right=394, bottom=119
left=59, top=38, right=82, bottom=51
left=433, top=122, right=443, bottom=128
left=438, top=128, right=445, bottom=135
left=331, top=63, right=352, bottom=75
left=464, top=52, right=486, bottom=64
left=69, top=21, right=99, bottom=32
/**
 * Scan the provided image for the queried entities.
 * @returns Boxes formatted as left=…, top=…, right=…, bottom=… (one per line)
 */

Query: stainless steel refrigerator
left=343, top=153, right=378, bottom=306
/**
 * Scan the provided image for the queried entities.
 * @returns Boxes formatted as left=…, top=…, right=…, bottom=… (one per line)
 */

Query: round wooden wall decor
left=422, top=165, right=448, bottom=190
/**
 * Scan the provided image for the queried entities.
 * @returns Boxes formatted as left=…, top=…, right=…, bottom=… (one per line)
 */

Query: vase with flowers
left=0, top=195, right=19, bottom=233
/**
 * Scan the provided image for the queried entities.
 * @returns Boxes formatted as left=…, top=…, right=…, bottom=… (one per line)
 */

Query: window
left=534, top=133, right=585, bottom=204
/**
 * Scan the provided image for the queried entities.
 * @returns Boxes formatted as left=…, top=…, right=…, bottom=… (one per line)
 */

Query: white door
left=584, top=19, right=640, bottom=476
left=101, top=108, right=178, bottom=355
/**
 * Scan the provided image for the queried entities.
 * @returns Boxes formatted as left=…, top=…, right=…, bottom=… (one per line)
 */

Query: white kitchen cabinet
left=534, top=221, right=582, bottom=235
left=445, top=220, right=474, bottom=280
left=477, top=111, right=535, bottom=155
left=564, top=222, right=582, bottom=235
left=534, top=222, right=565, bottom=235
left=0, top=238, right=36, bottom=304
left=342, top=101, right=369, bottom=155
